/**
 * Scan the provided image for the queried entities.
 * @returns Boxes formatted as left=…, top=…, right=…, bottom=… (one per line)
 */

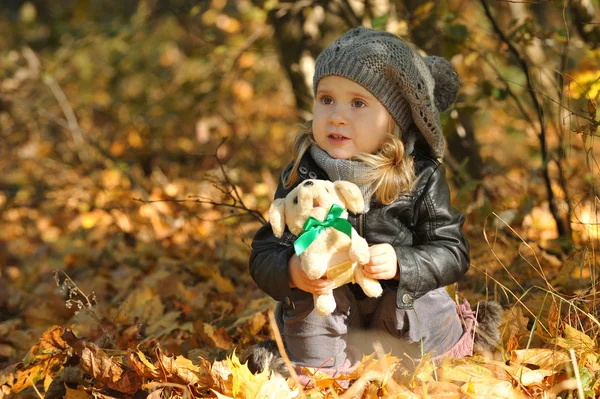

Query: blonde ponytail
left=353, top=133, right=416, bottom=204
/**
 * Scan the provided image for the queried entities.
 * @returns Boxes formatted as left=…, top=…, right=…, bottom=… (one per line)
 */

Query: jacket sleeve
left=393, top=163, right=470, bottom=308
left=248, top=170, right=297, bottom=302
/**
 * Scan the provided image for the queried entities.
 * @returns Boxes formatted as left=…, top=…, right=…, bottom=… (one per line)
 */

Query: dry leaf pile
left=1, top=312, right=599, bottom=398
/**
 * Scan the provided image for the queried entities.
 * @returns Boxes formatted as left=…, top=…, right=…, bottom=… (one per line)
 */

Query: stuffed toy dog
left=269, top=179, right=383, bottom=316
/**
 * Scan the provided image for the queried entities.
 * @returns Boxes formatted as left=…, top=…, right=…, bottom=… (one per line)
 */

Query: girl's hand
left=288, top=254, right=335, bottom=295
left=364, top=243, right=399, bottom=280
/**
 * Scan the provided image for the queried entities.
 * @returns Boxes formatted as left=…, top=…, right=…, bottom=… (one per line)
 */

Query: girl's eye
left=320, top=96, right=333, bottom=105
left=352, top=99, right=366, bottom=108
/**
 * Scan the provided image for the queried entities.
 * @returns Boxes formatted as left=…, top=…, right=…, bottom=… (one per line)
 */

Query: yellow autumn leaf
left=517, top=368, right=554, bottom=387
left=437, top=358, right=498, bottom=383
left=567, top=69, right=600, bottom=99
left=555, top=324, right=596, bottom=353
left=510, top=348, right=570, bottom=369
left=211, top=389, right=234, bottom=399
left=461, top=379, right=527, bottom=398
left=227, top=351, right=294, bottom=399
left=174, top=355, right=202, bottom=373
left=212, top=272, right=234, bottom=294
left=81, top=212, right=100, bottom=229
left=64, top=385, right=93, bottom=399
left=136, top=350, right=157, bottom=371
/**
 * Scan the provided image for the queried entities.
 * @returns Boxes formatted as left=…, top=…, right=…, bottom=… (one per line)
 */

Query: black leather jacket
left=249, top=150, right=470, bottom=310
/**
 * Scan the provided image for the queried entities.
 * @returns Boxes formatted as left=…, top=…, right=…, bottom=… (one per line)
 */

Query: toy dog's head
left=269, top=179, right=364, bottom=237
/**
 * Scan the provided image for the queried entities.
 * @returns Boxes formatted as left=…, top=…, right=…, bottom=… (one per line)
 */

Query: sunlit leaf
left=510, top=348, right=570, bottom=369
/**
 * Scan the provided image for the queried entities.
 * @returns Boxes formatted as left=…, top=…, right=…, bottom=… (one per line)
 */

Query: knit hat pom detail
left=425, top=56, right=459, bottom=113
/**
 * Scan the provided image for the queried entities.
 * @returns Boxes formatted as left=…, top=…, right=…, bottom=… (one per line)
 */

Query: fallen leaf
left=9, top=326, right=73, bottom=393
left=128, top=350, right=161, bottom=379
left=500, top=306, right=529, bottom=352
left=510, top=348, right=569, bottom=369
left=64, top=385, right=94, bottom=398
left=62, top=329, right=141, bottom=394
left=194, top=321, right=233, bottom=350
left=461, top=379, right=527, bottom=398
left=211, top=359, right=233, bottom=396
left=555, top=324, right=596, bottom=353
left=437, top=358, right=504, bottom=384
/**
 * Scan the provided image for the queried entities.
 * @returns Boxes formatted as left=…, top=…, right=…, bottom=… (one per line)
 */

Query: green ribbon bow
left=294, top=204, right=352, bottom=256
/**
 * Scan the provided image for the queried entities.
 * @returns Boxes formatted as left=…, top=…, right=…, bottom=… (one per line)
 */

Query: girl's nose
left=328, top=106, right=347, bottom=125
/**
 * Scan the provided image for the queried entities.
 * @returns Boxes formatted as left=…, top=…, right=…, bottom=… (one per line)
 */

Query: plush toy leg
left=354, top=266, right=383, bottom=298
left=348, top=235, right=370, bottom=265
left=301, top=253, right=329, bottom=281
left=314, top=292, right=336, bottom=316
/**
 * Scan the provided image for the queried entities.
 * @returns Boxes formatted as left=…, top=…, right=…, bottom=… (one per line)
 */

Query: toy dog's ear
left=268, top=198, right=286, bottom=238
left=334, top=181, right=365, bottom=213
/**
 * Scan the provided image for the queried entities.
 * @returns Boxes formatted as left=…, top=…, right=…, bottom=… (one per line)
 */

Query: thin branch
left=133, top=137, right=267, bottom=224
left=556, top=1, right=574, bottom=239
left=133, top=197, right=266, bottom=224
left=475, top=48, right=537, bottom=131
left=481, top=0, right=569, bottom=240
left=329, top=0, right=362, bottom=27
left=43, top=74, right=89, bottom=160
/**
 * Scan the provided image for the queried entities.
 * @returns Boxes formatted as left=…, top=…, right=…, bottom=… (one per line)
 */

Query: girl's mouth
left=328, top=133, right=349, bottom=142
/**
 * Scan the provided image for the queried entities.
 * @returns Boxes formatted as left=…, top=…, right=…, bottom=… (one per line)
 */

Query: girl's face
left=312, top=76, right=392, bottom=160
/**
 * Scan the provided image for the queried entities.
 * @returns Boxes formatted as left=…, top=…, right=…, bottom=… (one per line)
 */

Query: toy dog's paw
left=301, top=254, right=328, bottom=280
left=361, top=278, right=383, bottom=298
left=349, top=246, right=370, bottom=265
left=355, top=267, right=383, bottom=298
left=314, top=293, right=336, bottom=316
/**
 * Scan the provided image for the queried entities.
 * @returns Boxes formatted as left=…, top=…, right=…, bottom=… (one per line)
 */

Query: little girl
left=248, top=27, right=494, bottom=377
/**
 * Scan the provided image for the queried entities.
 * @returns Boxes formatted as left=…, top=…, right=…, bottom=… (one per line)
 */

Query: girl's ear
left=334, top=181, right=365, bottom=214
left=268, top=198, right=286, bottom=238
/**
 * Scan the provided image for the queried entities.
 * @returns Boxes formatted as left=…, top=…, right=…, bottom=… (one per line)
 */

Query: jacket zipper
left=358, top=214, right=364, bottom=237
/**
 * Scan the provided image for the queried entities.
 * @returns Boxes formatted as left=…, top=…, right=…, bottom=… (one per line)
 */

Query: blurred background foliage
left=1, top=0, right=600, bottom=380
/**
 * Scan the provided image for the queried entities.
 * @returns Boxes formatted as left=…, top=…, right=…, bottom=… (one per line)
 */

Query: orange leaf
left=500, top=306, right=529, bottom=352
left=9, top=326, right=72, bottom=393
left=62, top=329, right=141, bottom=394
left=194, top=322, right=232, bottom=350
left=128, top=350, right=161, bottom=379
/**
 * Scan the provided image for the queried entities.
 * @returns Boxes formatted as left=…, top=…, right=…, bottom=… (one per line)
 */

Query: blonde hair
left=283, top=122, right=416, bottom=205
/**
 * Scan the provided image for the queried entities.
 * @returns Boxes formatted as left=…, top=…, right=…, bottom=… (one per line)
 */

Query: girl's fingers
left=365, top=264, right=386, bottom=274
left=368, top=252, right=391, bottom=266
left=309, top=279, right=333, bottom=289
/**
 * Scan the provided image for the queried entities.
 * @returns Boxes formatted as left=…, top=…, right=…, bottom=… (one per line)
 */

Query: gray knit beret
left=313, top=27, right=459, bottom=158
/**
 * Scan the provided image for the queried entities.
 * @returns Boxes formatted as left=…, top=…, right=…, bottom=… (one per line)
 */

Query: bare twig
left=325, top=0, right=361, bottom=28
left=43, top=74, right=89, bottom=160
left=481, top=0, right=569, bottom=240
left=569, top=349, right=585, bottom=399
left=54, top=270, right=116, bottom=347
left=267, top=308, right=302, bottom=392
left=555, top=2, right=575, bottom=240
left=29, top=377, right=44, bottom=399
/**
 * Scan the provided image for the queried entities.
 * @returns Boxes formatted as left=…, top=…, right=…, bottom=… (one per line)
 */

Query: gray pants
left=280, top=286, right=463, bottom=368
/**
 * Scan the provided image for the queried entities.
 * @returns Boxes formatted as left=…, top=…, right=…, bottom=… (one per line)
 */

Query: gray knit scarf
left=310, top=145, right=375, bottom=212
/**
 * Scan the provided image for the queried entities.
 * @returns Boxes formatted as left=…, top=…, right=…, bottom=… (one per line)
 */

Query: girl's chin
left=323, top=148, right=356, bottom=160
